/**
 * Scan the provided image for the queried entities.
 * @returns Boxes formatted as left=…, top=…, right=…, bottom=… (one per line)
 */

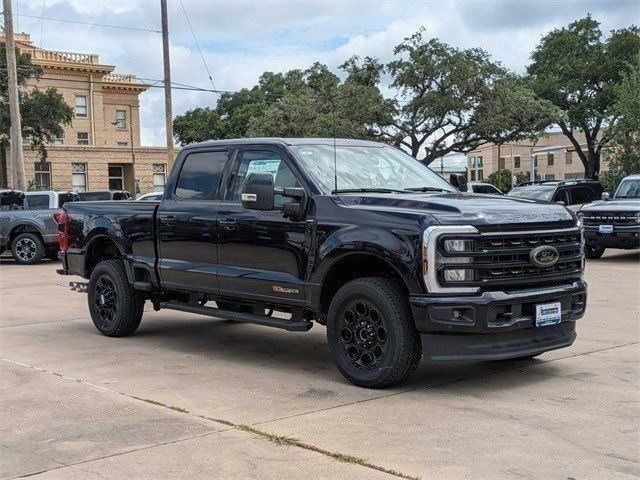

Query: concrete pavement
left=1, top=250, right=638, bottom=479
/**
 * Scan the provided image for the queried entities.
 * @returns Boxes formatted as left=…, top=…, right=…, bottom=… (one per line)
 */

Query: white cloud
left=13, top=0, right=637, bottom=145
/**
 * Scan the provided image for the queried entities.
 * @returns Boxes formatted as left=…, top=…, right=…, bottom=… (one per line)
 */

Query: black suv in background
left=579, top=174, right=640, bottom=259
left=507, top=179, right=603, bottom=211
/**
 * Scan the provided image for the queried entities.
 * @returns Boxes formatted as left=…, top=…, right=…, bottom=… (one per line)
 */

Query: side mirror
left=601, top=192, right=610, bottom=201
left=449, top=173, right=467, bottom=192
left=242, top=172, right=274, bottom=210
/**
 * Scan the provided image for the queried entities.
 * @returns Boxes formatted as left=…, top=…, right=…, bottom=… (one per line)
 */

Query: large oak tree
left=527, top=16, right=640, bottom=179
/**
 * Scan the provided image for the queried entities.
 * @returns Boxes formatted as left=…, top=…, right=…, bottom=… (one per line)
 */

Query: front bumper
left=584, top=226, right=640, bottom=250
left=410, top=280, right=586, bottom=360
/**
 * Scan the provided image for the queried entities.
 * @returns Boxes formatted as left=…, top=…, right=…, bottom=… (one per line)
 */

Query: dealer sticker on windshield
left=535, top=302, right=562, bottom=327
left=599, top=224, right=614, bottom=234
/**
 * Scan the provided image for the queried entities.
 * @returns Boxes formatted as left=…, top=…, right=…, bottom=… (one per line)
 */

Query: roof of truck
left=188, top=137, right=385, bottom=148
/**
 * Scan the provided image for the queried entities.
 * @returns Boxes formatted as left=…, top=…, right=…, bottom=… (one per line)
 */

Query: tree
left=487, top=169, right=513, bottom=192
left=383, top=29, right=556, bottom=164
left=0, top=42, right=73, bottom=160
left=527, top=16, right=640, bottom=179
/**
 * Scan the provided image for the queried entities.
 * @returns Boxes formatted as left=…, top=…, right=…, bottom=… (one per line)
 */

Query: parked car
left=466, top=182, right=504, bottom=195
left=137, top=192, right=163, bottom=202
left=25, top=190, right=80, bottom=209
left=0, top=189, right=62, bottom=264
left=578, top=174, right=640, bottom=259
left=77, top=190, right=133, bottom=201
left=57, top=138, right=586, bottom=388
left=507, top=179, right=603, bottom=211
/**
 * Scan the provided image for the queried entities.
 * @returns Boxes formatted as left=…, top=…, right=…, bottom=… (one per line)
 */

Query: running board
left=159, top=301, right=313, bottom=332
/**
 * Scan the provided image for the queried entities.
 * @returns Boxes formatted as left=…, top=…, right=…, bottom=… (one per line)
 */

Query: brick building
left=466, top=131, right=610, bottom=183
left=0, top=32, right=170, bottom=195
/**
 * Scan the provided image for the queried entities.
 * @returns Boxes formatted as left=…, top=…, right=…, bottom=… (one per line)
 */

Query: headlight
left=443, top=268, right=474, bottom=282
left=443, top=239, right=474, bottom=253
left=576, top=212, right=584, bottom=228
left=635, top=212, right=640, bottom=224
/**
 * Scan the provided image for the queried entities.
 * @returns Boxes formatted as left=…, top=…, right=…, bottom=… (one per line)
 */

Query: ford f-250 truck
left=57, top=138, right=587, bottom=388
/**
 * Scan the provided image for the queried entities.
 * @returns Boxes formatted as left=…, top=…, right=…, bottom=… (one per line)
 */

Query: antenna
left=333, top=111, right=338, bottom=192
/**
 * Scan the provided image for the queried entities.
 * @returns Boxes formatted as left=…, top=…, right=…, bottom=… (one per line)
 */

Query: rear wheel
left=585, top=245, right=605, bottom=259
left=11, top=232, right=45, bottom=264
left=88, top=259, right=145, bottom=336
left=327, top=278, right=422, bottom=388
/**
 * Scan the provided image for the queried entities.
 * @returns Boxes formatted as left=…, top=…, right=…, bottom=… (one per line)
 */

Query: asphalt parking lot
left=1, top=250, right=638, bottom=479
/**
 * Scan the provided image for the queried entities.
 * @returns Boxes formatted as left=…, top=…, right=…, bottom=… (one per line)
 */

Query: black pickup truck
left=58, top=138, right=587, bottom=388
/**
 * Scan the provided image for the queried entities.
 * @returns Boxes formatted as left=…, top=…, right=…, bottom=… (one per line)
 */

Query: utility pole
left=160, top=0, right=174, bottom=168
left=529, top=147, right=536, bottom=182
left=3, top=0, right=26, bottom=190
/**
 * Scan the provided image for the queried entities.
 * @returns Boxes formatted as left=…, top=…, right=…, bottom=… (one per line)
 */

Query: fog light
left=444, top=239, right=473, bottom=253
left=444, top=269, right=474, bottom=282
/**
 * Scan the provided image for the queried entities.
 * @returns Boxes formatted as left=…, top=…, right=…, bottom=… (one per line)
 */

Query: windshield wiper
left=405, top=187, right=451, bottom=193
left=331, top=188, right=410, bottom=194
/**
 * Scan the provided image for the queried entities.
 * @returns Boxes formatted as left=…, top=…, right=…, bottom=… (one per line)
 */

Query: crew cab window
left=26, top=194, right=50, bottom=209
left=569, top=186, right=598, bottom=205
left=228, top=151, right=300, bottom=206
left=1, top=191, right=26, bottom=210
left=473, top=184, right=501, bottom=194
left=553, top=188, right=570, bottom=205
left=175, top=151, right=227, bottom=200
left=58, top=193, right=80, bottom=207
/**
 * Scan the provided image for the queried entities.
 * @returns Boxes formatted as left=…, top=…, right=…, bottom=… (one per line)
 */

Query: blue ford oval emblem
left=530, top=245, right=559, bottom=267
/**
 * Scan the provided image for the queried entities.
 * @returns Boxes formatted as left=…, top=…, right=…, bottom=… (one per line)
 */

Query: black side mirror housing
left=450, top=173, right=467, bottom=192
left=242, top=172, right=275, bottom=210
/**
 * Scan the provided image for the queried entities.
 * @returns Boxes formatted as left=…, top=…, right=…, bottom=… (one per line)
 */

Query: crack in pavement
left=1, top=358, right=414, bottom=480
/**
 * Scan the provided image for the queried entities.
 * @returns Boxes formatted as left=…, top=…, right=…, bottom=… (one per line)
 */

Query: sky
left=10, top=0, right=640, bottom=147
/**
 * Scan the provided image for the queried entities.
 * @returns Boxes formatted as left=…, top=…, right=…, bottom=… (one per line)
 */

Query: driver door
left=216, top=148, right=310, bottom=306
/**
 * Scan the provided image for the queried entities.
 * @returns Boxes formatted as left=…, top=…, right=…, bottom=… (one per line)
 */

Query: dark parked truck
left=58, top=138, right=587, bottom=388
left=578, top=174, right=640, bottom=259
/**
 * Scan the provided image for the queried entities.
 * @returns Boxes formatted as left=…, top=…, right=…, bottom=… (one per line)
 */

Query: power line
left=14, top=13, right=161, bottom=34
left=178, top=0, right=216, bottom=91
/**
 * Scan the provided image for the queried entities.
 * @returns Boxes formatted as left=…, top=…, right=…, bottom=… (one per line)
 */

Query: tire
left=11, top=232, right=45, bottom=265
left=88, top=259, right=145, bottom=337
left=326, top=278, right=422, bottom=388
left=585, top=245, right=605, bottom=259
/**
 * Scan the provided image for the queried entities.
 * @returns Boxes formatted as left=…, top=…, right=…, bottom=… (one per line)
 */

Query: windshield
left=614, top=179, right=640, bottom=198
left=507, top=185, right=555, bottom=201
left=291, top=145, right=455, bottom=194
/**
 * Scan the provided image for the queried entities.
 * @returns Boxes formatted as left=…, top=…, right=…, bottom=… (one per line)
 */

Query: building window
left=75, top=95, right=87, bottom=117
left=34, top=162, right=51, bottom=190
left=547, top=153, right=554, bottom=166
left=470, top=157, right=476, bottom=167
left=152, top=164, right=167, bottom=192
left=108, top=165, right=124, bottom=190
left=533, top=155, right=538, bottom=167
left=565, top=152, right=572, bottom=165
left=77, top=132, right=89, bottom=145
left=52, top=133, right=64, bottom=145
left=478, top=170, right=483, bottom=181
left=514, top=156, right=521, bottom=169
left=498, top=157, right=505, bottom=170
left=477, top=156, right=483, bottom=167
left=115, top=109, right=127, bottom=130
left=72, top=163, right=87, bottom=192
left=117, top=142, right=128, bottom=147
left=470, top=170, right=476, bottom=181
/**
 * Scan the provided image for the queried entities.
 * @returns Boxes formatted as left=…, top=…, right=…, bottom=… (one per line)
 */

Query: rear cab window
left=26, top=194, right=50, bottom=209
left=175, top=150, right=228, bottom=200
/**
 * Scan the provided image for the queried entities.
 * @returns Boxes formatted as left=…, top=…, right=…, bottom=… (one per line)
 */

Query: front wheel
left=585, top=245, right=605, bottom=259
left=88, top=259, right=145, bottom=336
left=327, top=278, right=422, bottom=388
left=11, top=232, right=45, bottom=264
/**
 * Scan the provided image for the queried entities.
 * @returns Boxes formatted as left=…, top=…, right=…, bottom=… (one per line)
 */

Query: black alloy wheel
left=337, top=299, right=388, bottom=371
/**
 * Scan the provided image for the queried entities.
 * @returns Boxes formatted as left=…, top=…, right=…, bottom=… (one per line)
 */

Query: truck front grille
left=438, top=228, right=583, bottom=289
left=582, top=212, right=638, bottom=227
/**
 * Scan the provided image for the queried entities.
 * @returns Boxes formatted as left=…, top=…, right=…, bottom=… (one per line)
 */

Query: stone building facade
left=466, top=131, right=610, bottom=183
left=0, top=32, right=170, bottom=195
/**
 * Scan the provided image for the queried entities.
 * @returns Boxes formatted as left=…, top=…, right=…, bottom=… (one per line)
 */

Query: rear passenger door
left=157, top=149, right=231, bottom=293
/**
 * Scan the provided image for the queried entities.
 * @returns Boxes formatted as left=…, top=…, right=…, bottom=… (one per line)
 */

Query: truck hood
left=337, top=192, right=575, bottom=226
left=580, top=199, right=640, bottom=213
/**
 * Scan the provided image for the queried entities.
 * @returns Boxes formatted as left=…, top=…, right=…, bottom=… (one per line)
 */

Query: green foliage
left=487, top=169, right=513, bottom=192
left=0, top=42, right=73, bottom=160
left=386, top=29, right=556, bottom=164
left=173, top=28, right=552, bottom=160
left=527, top=16, right=640, bottom=178
left=514, top=170, right=531, bottom=185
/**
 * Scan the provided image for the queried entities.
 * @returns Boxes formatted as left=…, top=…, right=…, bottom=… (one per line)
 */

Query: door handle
left=161, top=215, right=176, bottom=226
left=219, top=220, right=237, bottom=231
